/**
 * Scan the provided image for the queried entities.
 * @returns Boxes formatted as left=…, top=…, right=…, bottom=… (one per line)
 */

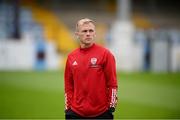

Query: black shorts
left=65, top=109, right=114, bottom=119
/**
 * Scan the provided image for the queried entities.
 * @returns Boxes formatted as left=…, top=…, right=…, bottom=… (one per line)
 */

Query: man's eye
left=82, top=30, right=87, bottom=33
left=89, top=30, right=94, bottom=32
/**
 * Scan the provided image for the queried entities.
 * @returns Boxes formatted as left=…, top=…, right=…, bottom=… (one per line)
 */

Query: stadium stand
left=21, top=1, right=77, bottom=53
left=0, top=2, right=62, bottom=70
left=0, top=0, right=179, bottom=72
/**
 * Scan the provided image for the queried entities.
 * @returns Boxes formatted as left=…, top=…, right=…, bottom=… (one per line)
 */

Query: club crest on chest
left=90, top=58, right=97, bottom=65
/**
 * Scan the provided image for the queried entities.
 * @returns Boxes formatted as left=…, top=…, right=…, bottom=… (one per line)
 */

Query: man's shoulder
left=95, top=44, right=110, bottom=53
left=95, top=44, right=114, bottom=57
left=68, top=48, right=80, bottom=56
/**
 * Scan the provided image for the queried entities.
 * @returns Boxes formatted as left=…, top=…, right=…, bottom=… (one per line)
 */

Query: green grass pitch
left=0, top=70, right=180, bottom=119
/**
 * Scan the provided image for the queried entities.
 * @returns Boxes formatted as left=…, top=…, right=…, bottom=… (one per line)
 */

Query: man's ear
left=76, top=36, right=79, bottom=39
left=75, top=31, right=79, bottom=36
left=75, top=32, right=79, bottom=39
left=94, top=33, right=97, bottom=38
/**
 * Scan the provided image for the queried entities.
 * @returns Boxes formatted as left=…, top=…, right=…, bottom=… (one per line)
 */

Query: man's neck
left=80, top=43, right=94, bottom=49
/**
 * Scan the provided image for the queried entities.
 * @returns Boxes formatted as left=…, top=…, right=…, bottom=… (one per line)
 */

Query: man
left=64, top=18, right=118, bottom=119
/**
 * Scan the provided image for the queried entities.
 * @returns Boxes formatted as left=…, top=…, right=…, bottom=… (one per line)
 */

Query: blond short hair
left=76, top=18, right=95, bottom=31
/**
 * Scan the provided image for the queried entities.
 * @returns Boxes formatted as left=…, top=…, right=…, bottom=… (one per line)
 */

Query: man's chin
left=84, top=42, right=93, bottom=46
left=84, top=40, right=93, bottom=44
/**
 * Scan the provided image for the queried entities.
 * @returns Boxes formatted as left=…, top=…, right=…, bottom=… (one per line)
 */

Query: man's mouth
left=86, top=38, right=91, bottom=40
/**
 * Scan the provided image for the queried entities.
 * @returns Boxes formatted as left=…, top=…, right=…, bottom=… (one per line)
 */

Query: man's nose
left=86, top=32, right=90, bottom=36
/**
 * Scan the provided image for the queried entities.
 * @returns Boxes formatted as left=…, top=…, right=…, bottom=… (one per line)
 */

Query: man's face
left=76, top=22, right=96, bottom=46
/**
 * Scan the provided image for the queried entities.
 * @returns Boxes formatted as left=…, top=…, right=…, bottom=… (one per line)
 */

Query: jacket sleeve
left=64, top=56, right=74, bottom=110
left=104, top=50, right=118, bottom=109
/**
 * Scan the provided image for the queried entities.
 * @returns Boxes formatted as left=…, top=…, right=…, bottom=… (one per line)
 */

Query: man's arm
left=104, top=50, right=118, bottom=112
left=64, top=57, right=74, bottom=110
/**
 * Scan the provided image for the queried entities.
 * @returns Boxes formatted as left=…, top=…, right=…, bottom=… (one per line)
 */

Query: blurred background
left=0, top=0, right=180, bottom=119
